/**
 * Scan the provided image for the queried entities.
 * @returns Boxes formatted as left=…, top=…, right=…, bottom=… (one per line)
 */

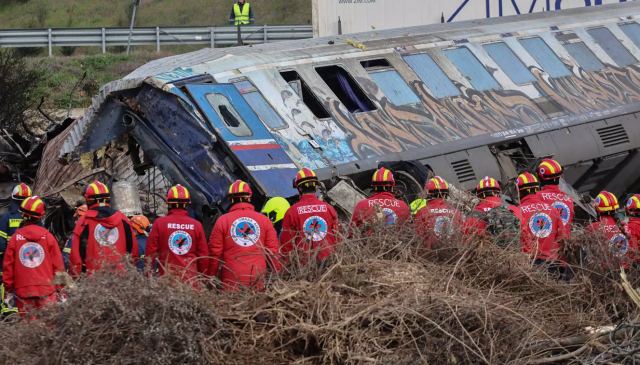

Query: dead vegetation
left=0, top=222, right=639, bottom=364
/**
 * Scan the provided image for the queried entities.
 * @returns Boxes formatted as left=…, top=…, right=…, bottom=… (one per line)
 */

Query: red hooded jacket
left=3, top=222, right=64, bottom=298
left=146, top=209, right=210, bottom=282
left=463, top=196, right=520, bottom=236
left=538, top=184, right=574, bottom=237
left=350, top=192, right=410, bottom=228
left=280, top=194, right=339, bottom=262
left=414, top=198, right=463, bottom=247
left=209, top=202, right=280, bottom=291
left=70, top=206, right=138, bottom=276
left=588, top=216, right=636, bottom=267
left=518, top=193, right=565, bottom=261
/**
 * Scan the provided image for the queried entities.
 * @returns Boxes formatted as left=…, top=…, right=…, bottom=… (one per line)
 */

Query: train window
left=442, top=47, right=500, bottom=91
left=620, top=22, right=640, bottom=49
left=315, top=65, right=377, bottom=113
left=361, top=59, right=420, bottom=106
left=206, top=93, right=253, bottom=137
left=279, top=70, right=331, bottom=119
left=563, top=42, right=604, bottom=71
left=233, top=80, right=287, bottom=130
left=519, top=37, right=571, bottom=78
left=587, top=27, right=637, bottom=67
left=403, top=53, right=460, bottom=98
left=483, top=42, right=536, bottom=85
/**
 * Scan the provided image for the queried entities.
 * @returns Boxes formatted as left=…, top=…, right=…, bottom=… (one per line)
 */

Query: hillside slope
left=0, top=0, right=311, bottom=28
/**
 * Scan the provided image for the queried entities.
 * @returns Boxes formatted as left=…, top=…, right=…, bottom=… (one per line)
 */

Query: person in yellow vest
left=229, top=0, right=254, bottom=26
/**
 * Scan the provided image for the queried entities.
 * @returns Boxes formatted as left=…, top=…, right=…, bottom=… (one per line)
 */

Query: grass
left=0, top=0, right=312, bottom=29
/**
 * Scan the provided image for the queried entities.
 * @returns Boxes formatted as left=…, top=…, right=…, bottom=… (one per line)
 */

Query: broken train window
left=315, top=65, right=377, bottom=114
left=279, top=70, right=331, bottom=119
left=361, top=59, right=421, bottom=106
left=205, top=93, right=253, bottom=137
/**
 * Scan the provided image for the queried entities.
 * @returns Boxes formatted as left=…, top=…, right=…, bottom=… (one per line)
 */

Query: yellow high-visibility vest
left=233, top=3, right=251, bottom=25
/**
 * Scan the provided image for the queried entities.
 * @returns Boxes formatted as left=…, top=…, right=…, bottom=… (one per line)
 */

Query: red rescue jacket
left=3, top=222, right=64, bottom=298
left=70, top=206, right=138, bottom=276
left=350, top=192, right=410, bottom=228
left=462, top=196, right=520, bottom=237
left=588, top=215, right=636, bottom=267
left=518, top=193, right=565, bottom=261
left=415, top=198, right=463, bottom=248
left=209, top=202, right=280, bottom=291
left=625, top=217, right=640, bottom=263
left=146, top=209, right=210, bottom=282
left=538, top=184, right=574, bottom=238
left=280, top=194, right=339, bottom=262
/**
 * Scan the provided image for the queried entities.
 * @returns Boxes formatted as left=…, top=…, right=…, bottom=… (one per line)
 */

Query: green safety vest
left=234, top=3, right=251, bottom=25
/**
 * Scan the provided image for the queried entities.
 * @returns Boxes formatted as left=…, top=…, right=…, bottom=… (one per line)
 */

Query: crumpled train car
left=38, top=2, right=640, bottom=220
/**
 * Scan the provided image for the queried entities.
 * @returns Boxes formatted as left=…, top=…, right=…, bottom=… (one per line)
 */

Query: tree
left=0, top=49, right=43, bottom=133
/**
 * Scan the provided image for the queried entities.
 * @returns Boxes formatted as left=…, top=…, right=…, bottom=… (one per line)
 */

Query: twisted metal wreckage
left=30, top=2, right=640, bottom=237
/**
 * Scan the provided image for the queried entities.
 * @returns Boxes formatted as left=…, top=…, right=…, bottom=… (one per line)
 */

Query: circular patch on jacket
left=528, top=212, right=553, bottom=238
left=552, top=201, right=571, bottom=226
left=382, top=208, right=398, bottom=225
left=303, top=216, right=328, bottom=241
left=19, top=242, right=45, bottom=268
left=230, top=217, right=261, bottom=247
left=610, top=233, right=629, bottom=256
left=168, top=230, right=192, bottom=255
left=434, top=216, right=452, bottom=238
left=94, top=224, right=120, bottom=246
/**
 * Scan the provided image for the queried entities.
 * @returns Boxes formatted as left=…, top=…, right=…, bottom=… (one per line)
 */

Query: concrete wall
left=312, top=0, right=632, bottom=37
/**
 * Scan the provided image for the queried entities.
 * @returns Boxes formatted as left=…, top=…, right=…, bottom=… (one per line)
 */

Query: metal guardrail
left=0, top=25, right=313, bottom=56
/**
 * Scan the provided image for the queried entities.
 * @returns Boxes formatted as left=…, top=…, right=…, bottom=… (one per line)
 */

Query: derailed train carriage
left=35, top=2, right=640, bottom=226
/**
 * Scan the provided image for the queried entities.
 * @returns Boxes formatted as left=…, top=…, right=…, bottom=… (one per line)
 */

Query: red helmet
left=476, top=176, right=500, bottom=192
left=293, top=168, right=319, bottom=189
left=595, top=191, right=619, bottom=213
left=626, top=194, right=640, bottom=214
left=84, top=181, right=110, bottom=201
left=130, top=215, right=151, bottom=235
left=371, top=167, right=395, bottom=186
left=228, top=180, right=253, bottom=198
left=20, top=196, right=45, bottom=219
left=537, top=159, right=563, bottom=180
left=425, top=176, right=449, bottom=193
left=11, top=183, right=32, bottom=200
left=516, top=172, right=539, bottom=190
left=166, top=184, right=191, bottom=205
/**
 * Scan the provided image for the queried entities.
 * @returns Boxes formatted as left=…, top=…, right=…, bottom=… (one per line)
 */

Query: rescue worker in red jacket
left=280, top=168, right=339, bottom=262
left=624, top=194, right=640, bottom=263
left=69, top=181, right=138, bottom=276
left=463, top=176, right=520, bottom=237
left=350, top=167, right=410, bottom=229
left=536, top=159, right=574, bottom=238
left=146, top=185, right=210, bottom=286
left=415, top=176, right=463, bottom=247
left=517, top=172, right=565, bottom=268
left=587, top=191, right=635, bottom=268
left=209, top=180, right=280, bottom=291
left=3, top=196, right=64, bottom=315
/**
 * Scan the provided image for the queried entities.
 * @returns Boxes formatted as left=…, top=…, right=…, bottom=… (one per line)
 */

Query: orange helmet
left=594, top=191, right=619, bottom=213
left=425, top=176, right=449, bottom=193
left=476, top=176, right=501, bottom=192
left=228, top=180, right=253, bottom=198
left=537, top=159, right=563, bottom=180
left=20, top=196, right=45, bottom=219
left=74, top=204, right=88, bottom=218
left=166, top=184, right=191, bottom=205
left=516, top=172, right=539, bottom=190
left=626, top=194, right=640, bottom=214
left=130, top=215, right=151, bottom=235
left=84, top=181, right=110, bottom=201
left=371, top=167, right=395, bottom=186
left=11, top=183, right=32, bottom=200
left=293, top=168, right=319, bottom=189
